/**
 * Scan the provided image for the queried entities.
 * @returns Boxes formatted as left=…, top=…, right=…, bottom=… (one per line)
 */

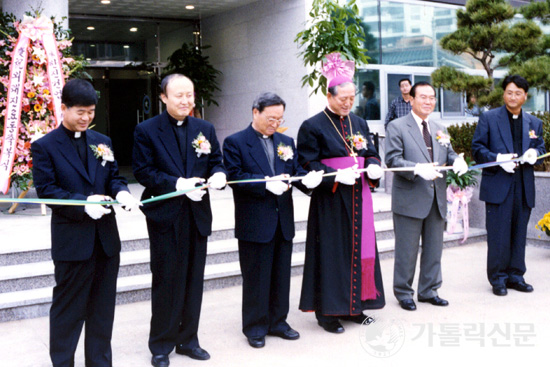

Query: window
left=441, top=89, right=464, bottom=118
left=355, top=70, right=381, bottom=121
left=524, top=89, right=547, bottom=112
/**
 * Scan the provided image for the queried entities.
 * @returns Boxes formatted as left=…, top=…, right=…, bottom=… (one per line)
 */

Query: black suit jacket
left=132, top=111, right=225, bottom=235
left=472, top=106, right=545, bottom=208
left=223, top=125, right=309, bottom=243
left=31, top=127, right=129, bottom=261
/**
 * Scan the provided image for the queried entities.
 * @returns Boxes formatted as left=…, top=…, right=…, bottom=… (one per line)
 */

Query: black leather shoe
left=318, top=320, right=345, bottom=333
left=418, top=296, right=449, bottom=306
left=247, top=336, right=265, bottom=348
left=507, top=281, right=534, bottom=292
left=492, top=285, right=507, bottom=296
left=175, top=346, right=210, bottom=360
left=340, top=313, right=374, bottom=324
left=267, top=328, right=300, bottom=340
left=151, top=354, right=169, bottom=367
left=399, top=299, right=417, bottom=311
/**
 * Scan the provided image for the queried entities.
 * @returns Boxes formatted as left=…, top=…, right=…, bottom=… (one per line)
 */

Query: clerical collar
left=252, top=127, right=272, bottom=140
left=167, top=112, right=187, bottom=127
left=325, top=107, right=344, bottom=120
left=506, top=108, right=522, bottom=121
left=61, top=124, right=86, bottom=139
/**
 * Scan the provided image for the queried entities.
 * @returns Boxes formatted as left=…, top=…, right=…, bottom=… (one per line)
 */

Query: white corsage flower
left=277, top=142, right=294, bottom=161
left=192, top=132, right=211, bottom=157
left=90, top=144, right=115, bottom=166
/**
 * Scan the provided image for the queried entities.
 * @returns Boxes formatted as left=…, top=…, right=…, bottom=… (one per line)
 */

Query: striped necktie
left=422, top=120, right=433, bottom=161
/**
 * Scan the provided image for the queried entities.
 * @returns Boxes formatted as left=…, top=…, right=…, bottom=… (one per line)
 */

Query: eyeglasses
left=416, top=95, right=436, bottom=102
left=266, top=117, right=285, bottom=125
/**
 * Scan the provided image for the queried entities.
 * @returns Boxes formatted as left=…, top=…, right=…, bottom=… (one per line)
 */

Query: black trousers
left=50, top=239, right=120, bottom=367
left=486, top=178, right=531, bottom=287
left=147, top=208, right=207, bottom=355
left=238, top=224, right=293, bottom=338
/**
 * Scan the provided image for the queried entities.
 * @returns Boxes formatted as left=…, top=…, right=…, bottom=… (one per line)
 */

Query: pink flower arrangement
left=0, top=14, right=85, bottom=191
left=191, top=132, right=211, bottom=157
left=90, top=143, right=115, bottom=166
left=277, top=142, right=294, bottom=161
left=436, top=130, right=451, bottom=147
left=346, top=133, right=366, bottom=151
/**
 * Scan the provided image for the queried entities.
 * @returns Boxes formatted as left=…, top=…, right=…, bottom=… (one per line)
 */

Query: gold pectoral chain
left=323, top=111, right=358, bottom=161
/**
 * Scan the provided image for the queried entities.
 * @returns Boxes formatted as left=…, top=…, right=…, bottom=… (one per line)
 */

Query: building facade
left=1, top=0, right=546, bottom=164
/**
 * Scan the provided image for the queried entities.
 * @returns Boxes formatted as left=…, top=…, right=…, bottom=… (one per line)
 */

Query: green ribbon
left=3, top=152, right=549, bottom=207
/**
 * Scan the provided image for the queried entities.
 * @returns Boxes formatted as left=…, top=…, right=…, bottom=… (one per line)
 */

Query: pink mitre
left=321, top=52, right=355, bottom=88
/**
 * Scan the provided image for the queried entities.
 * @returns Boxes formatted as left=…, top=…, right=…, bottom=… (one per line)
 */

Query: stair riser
left=0, top=263, right=153, bottom=294
left=0, top=222, right=311, bottom=266
left=0, top=265, right=306, bottom=322
left=0, top=243, right=308, bottom=293
left=0, top=215, right=397, bottom=266
left=0, top=250, right=51, bottom=267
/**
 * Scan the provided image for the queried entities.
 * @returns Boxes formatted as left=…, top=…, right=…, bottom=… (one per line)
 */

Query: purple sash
left=321, top=156, right=378, bottom=300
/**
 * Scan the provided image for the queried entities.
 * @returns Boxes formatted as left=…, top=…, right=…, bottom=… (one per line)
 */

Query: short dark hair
left=363, top=81, right=375, bottom=93
left=327, top=81, right=355, bottom=96
left=62, top=79, right=98, bottom=107
left=502, top=75, right=529, bottom=93
left=160, top=73, right=192, bottom=95
left=410, top=81, right=436, bottom=98
left=398, top=78, right=411, bottom=87
left=252, top=92, right=286, bottom=113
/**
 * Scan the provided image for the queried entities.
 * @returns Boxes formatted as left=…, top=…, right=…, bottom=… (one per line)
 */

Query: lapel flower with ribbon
left=346, top=133, right=366, bottom=150
left=529, top=129, right=538, bottom=139
left=436, top=130, right=451, bottom=147
left=89, top=144, right=115, bottom=166
left=192, top=132, right=211, bottom=157
left=277, top=142, right=294, bottom=161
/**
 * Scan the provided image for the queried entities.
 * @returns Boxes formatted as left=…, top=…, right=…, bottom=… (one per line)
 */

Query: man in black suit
left=472, top=75, right=545, bottom=296
left=223, top=93, right=323, bottom=348
left=133, top=74, right=226, bottom=367
left=32, top=79, right=140, bottom=367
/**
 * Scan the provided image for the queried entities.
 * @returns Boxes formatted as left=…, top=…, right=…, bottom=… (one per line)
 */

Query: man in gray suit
left=385, top=82, right=467, bottom=311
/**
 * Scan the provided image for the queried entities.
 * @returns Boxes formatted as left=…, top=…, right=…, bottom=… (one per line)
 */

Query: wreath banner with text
left=0, top=15, right=65, bottom=194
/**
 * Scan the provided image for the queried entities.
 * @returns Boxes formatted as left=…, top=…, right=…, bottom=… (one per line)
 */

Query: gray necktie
left=260, top=137, right=275, bottom=174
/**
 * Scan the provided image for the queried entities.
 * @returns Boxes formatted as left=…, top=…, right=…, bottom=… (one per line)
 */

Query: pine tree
left=431, top=0, right=549, bottom=109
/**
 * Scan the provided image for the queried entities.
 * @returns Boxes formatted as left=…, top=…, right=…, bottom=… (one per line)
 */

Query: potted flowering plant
left=535, top=211, right=550, bottom=237
left=446, top=156, right=479, bottom=239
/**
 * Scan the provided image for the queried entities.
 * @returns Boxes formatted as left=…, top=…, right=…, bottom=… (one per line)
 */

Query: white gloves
left=301, top=170, right=324, bottom=189
left=266, top=174, right=290, bottom=196
left=85, top=195, right=112, bottom=220
left=207, top=172, right=227, bottom=190
left=366, top=164, right=383, bottom=180
left=116, top=191, right=142, bottom=211
left=521, top=148, right=538, bottom=165
left=335, top=164, right=360, bottom=185
left=497, top=153, right=517, bottom=173
left=452, top=153, right=468, bottom=176
left=414, top=163, right=443, bottom=181
left=176, top=177, right=207, bottom=202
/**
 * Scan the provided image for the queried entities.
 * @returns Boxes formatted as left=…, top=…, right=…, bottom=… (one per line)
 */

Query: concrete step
left=0, top=219, right=398, bottom=293
left=0, top=218, right=483, bottom=294
left=0, top=251, right=308, bottom=322
left=0, top=213, right=390, bottom=266
left=0, top=226, right=487, bottom=322
left=0, top=221, right=307, bottom=267
left=0, top=231, right=307, bottom=293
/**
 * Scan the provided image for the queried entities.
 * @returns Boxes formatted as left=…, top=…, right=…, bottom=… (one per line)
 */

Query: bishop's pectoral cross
left=350, top=151, right=358, bottom=163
